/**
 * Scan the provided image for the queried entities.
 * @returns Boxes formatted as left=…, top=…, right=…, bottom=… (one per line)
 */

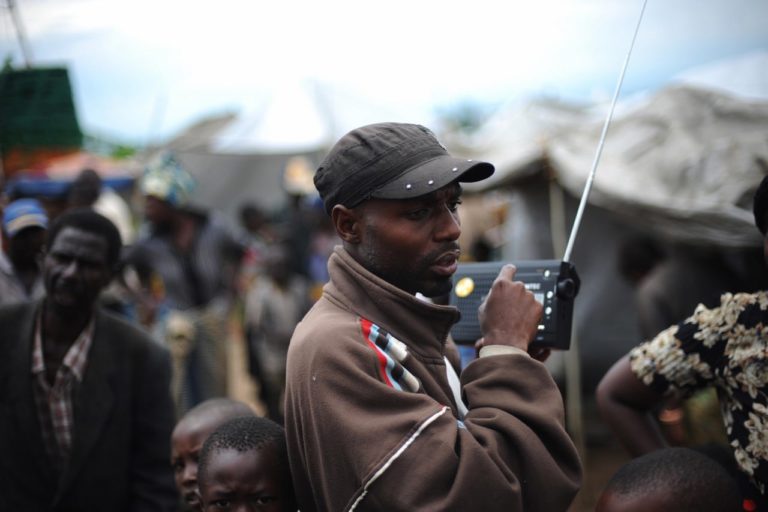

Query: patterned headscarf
left=140, top=151, right=196, bottom=207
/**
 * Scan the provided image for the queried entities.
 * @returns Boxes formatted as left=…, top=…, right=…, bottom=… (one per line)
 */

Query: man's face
left=7, top=226, right=46, bottom=269
left=144, top=195, right=175, bottom=228
left=199, top=446, right=292, bottom=512
left=44, top=226, right=111, bottom=311
left=351, top=183, right=462, bottom=298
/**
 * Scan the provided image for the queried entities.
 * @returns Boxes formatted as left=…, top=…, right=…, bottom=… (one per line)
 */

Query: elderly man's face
left=44, top=227, right=111, bottom=311
left=351, top=183, right=462, bottom=298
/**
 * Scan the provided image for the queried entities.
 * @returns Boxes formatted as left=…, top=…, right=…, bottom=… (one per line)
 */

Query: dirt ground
left=569, top=414, right=633, bottom=511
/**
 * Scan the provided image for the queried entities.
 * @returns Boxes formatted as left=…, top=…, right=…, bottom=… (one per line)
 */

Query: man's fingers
left=497, top=263, right=517, bottom=281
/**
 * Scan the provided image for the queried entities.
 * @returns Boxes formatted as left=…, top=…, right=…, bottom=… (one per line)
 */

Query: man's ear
left=331, top=205, right=362, bottom=244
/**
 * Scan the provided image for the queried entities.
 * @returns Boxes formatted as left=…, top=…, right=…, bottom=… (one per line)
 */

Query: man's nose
left=435, top=206, right=461, bottom=241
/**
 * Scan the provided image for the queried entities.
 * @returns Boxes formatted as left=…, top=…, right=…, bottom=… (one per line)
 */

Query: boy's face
left=171, top=418, right=219, bottom=510
left=199, top=445, right=292, bottom=512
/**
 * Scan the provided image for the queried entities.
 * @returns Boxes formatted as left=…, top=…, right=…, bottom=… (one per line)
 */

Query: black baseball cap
left=314, top=122, right=494, bottom=215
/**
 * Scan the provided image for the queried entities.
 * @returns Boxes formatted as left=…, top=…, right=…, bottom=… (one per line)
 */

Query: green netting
left=0, top=67, right=83, bottom=150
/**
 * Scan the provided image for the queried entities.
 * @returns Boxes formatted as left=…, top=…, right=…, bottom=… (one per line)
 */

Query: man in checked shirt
left=0, top=208, right=178, bottom=511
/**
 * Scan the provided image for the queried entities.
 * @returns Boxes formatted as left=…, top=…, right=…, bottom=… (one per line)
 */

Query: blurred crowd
left=1, top=152, right=338, bottom=420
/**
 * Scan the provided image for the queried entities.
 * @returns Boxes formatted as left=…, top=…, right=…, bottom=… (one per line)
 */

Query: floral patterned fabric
left=630, top=291, right=768, bottom=498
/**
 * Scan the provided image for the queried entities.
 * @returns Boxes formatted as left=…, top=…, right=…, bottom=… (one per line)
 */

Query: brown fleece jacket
left=284, top=247, right=582, bottom=512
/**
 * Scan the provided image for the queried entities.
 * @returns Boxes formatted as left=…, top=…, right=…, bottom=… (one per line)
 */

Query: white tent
left=152, top=81, right=435, bottom=226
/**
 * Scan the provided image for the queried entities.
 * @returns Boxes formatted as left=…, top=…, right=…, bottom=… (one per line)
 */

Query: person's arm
left=596, top=355, right=668, bottom=456
left=290, top=333, right=582, bottom=512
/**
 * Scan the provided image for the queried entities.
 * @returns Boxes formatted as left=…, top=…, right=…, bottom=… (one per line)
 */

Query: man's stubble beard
left=359, top=238, right=453, bottom=298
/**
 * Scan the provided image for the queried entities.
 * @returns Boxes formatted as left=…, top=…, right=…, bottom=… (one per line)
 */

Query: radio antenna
left=562, top=0, right=648, bottom=263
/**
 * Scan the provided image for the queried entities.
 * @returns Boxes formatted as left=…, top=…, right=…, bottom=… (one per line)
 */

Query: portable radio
left=449, top=260, right=579, bottom=350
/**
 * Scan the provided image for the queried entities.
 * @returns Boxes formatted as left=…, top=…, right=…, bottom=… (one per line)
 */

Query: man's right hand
left=478, top=264, right=543, bottom=351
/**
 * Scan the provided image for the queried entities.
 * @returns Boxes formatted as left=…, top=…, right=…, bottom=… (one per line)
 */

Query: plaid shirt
left=31, top=315, right=94, bottom=470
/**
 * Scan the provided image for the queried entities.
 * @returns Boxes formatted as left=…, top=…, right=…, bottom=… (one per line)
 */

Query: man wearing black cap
left=284, top=123, right=582, bottom=512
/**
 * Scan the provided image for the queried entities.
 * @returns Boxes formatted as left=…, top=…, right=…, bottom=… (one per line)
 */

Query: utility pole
left=7, top=0, right=34, bottom=68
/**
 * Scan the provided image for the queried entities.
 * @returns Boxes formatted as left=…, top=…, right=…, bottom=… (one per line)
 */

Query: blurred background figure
left=67, top=167, right=136, bottom=245
left=305, top=200, right=339, bottom=302
left=0, top=198, right=48, bottom=305
left=272, top=156, right=317, bottom=281
left=67, top=168, right=140, bottom=318
left=244, top=242, right=311, bottom=423
left=237, top=201, right=277, bottom=293
left=127, top=152, right=245, bottom=414
left=616, top=235, right=729, bottom=450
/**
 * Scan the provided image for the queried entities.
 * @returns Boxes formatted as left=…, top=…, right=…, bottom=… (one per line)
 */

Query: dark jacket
left=0, top=301, right=178, bottom=511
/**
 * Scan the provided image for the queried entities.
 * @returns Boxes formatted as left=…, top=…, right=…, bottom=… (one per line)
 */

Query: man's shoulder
left=289, top=300, right=372, bottom=364
left=0, top=301, right=36, bottom=326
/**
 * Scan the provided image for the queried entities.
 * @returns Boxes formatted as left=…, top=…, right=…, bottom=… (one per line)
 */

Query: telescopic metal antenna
left=562, top=0, right=648, bottom=263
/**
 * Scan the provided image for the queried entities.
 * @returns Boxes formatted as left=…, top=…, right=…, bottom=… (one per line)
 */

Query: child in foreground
left=197, top=415, right=296, bottom=512
left=170, top=398, right=255, bottom=510
left=596, top=447, right=741, bottom=512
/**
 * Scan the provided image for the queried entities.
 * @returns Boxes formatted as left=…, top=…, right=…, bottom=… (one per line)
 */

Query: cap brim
left=370, top=155, right=494, bottom=200
left=5, top=215, right=48, bottom=237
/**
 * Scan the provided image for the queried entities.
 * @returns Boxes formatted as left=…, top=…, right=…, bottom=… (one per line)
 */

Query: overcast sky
left=1, top=0, right=767, bottom=147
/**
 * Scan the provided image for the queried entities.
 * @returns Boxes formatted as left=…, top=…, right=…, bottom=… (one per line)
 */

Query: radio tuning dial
left=556, top=278, right=577, bottom=300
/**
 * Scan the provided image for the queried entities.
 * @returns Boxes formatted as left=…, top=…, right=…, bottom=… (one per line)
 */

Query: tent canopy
left=456, top=56, right=768, bottom=248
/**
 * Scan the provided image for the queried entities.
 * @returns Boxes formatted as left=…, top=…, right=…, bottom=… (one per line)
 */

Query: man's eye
left=406, top=209, right=430, bottom=220
left=448, top=200, right=462, bottom=212
left=210, top=499, right=231, bottom=509
left=52, top=254, right=72, bottom=264
left=254, top=496, right=277, bottom=505
left=171, top=460, right=183, bottom=472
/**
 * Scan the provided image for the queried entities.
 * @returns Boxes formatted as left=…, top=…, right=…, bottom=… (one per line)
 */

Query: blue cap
left=2, top=198, right=49, bottom=237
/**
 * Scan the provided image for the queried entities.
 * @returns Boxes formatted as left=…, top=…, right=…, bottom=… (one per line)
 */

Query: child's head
left=171, top=399, right=255, bottom=510
left=596, top=447, right=740, bottom=512
left=197, top=416, right=295, bottom=512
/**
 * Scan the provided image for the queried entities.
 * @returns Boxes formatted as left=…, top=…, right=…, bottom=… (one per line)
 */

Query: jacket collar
left=325, top=246, right=460, bottom=361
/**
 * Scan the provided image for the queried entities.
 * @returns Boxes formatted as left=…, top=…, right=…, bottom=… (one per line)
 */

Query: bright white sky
left=1, top=0, right=767, bottom=147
